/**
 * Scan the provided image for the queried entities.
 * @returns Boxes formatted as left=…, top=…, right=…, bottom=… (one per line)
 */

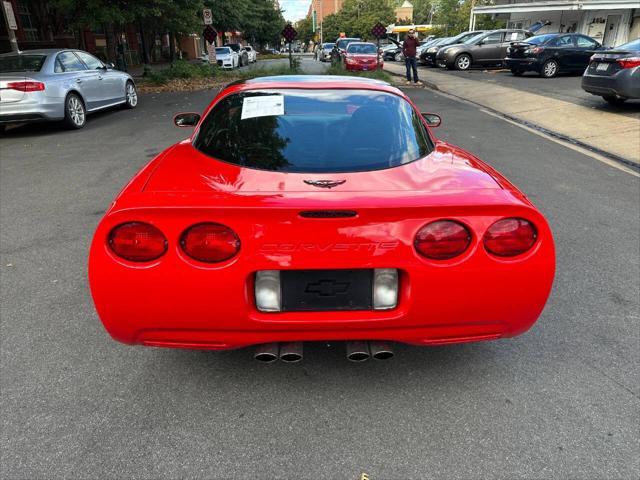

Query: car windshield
left=463, top=33, right=485, bottom=44
left=193, top=89, right=433, bottom=173
left=0, top=54, right=47, bottom=73
left=347, top=44, right=377, bottom=54
left=323, top=43, right=334, bottom=50
left=337, top=39, right=359, bottom=50
left=615, top=38, right=640, bottom=51
left=527, top=34, right=557, bottom=45
left=216, top=48, right=231, bottom=55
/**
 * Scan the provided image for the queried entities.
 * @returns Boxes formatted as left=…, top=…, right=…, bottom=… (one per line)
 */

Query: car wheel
left=511, top=68, right=524, bottom=76
left=394, top=52, right=403, bottom=62
left=123, top=81, right=138, bottom=109
left=603, top=95, right=626, bottom=105
left=454, top=54, right=472, bottom=71
left=541, top=59, right=559, bottom=78
left=63, top=93, right=86, bottom=129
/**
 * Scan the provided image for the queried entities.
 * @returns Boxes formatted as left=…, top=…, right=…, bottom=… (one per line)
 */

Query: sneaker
left=405, top=80, right=412, bottom=85
left=414, top=80, right=423, bottom=85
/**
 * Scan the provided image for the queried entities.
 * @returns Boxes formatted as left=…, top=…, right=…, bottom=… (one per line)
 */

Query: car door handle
left=97, top=76, right=103, bottom=80
left=75, top=78, right=82, bottom=83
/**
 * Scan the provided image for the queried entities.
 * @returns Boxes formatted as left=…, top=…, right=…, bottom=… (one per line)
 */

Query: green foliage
left=430, top=0, right=505, bottom=36
left=144, top=60, right=220, bottom=84
left=317, top=0, right=396, bottom=42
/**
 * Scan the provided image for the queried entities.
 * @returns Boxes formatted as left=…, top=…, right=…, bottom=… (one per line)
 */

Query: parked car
left=316, top=42, right=335, bottom=62
left=0, top=48, right=137, bottom=130
left=224, top=43, right=249, bottom=66
left=244, top=45, right=257, bottom=63
left=420, top=31, right=486, bottom=67
left=382, top=39, right=403, bottom=62
left=88, top=75, right=555, bottom=361
left=331, top=37, right=361, bottom=63
left=343, top=42, right=383, bottom=71
left=505, top=33, right=602, bottom=78
left=582, top=38, right=640, bottom=104
left=213, top=47, right=239, bottom=69
left=436, top=29, right=533, bottom=70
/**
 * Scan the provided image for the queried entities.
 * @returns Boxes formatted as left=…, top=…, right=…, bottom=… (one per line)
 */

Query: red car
left=343, top=42, right=384, bottom=71
left=89, top=76, right=555, bottom=362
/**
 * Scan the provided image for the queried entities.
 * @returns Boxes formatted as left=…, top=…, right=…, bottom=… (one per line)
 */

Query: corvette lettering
left=259, top=242, right=399, bottom=253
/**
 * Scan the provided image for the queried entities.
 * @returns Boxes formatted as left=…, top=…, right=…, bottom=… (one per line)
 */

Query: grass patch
left=143, top=60, right=221, bottom=84
left=325, top=63, right=392, bottom=82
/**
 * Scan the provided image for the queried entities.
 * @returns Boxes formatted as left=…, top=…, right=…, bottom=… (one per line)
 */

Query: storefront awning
left=473, top=0, right=640, bottom=15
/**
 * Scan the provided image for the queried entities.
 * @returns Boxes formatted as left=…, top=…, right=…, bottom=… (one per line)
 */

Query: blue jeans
left=405, top=56, right=419, bottom=82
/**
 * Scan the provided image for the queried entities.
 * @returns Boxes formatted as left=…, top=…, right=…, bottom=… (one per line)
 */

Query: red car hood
left=142, top=140, right=503, bottom=195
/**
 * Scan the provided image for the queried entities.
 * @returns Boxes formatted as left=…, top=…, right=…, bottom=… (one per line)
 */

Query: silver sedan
left=0, top=48, right=137, bottom=129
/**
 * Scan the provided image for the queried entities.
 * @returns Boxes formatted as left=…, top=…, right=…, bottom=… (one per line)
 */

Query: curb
left=385, top=69, right=639, bottom=172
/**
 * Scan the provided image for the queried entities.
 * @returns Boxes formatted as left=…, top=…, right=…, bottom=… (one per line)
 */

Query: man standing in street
left=403, top=29, right=421, bottom=85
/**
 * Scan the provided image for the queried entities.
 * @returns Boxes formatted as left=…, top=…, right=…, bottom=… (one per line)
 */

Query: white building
left=470, top=0, right=640, bottom=47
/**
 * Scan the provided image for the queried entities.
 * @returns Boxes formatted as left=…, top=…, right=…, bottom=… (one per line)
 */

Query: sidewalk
left=384, top=62, right=640, bottom=165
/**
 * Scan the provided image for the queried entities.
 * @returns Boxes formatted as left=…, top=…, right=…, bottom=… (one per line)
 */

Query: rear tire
left=394, top=52, right=403, bottom=62
left=454, top=54, right=472, bottom=71
left=541, top=59, right=559, bottom=78
left=63, top=93, right=86, bottom=129
left=603, top=95, right=626, bottom=105
left=123, top=81, right=137, bottom=109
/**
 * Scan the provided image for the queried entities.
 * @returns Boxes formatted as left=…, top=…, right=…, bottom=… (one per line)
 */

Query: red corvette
left=343, top=42, right=384, bottom=71
left=89, top=75, right=555, bottom=362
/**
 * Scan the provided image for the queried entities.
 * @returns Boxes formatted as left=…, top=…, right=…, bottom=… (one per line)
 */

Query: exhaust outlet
left=369, top=341, right=394, bottom=360
left=254, top=343, right=279, bottom=363
left=346, top=341, right=370, bottom=362
left=279, top=342, right=303, bottom=363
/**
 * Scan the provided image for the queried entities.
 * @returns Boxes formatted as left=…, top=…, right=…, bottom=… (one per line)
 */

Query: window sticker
left=241, top=95, right=285, bottom=120
left=509, top=32, right=519, bottom=41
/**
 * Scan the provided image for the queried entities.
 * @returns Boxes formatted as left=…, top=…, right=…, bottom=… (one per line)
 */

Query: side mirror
left=421, top=112, right=441, bottom=128
left=173, top=112, right=201, bottom=127
left=106, top=62, right=115, bottom=69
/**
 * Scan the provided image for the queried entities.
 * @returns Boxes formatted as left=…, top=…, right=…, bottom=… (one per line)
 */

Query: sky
left=280, top=0, right=312, bottom=22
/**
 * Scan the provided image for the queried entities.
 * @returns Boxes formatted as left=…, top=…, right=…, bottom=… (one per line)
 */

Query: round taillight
left=415, top=220, right=472, bottom=260
left=180, top=223, right=240, bottom=263
left=108, top=222, right=167, bottom=262
left=483, top=218, right=537, bottom=257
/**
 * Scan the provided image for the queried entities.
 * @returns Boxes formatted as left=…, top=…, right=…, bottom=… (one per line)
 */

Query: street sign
left=203, top=8, right=212, bottom=25
left=282, top=24, right=297, bottom=43
left=203, top=25, right=217, bottom=45
left=2, top=1, right=17, bottom=30
left=371, top=22, right=387, bottom=39
left=312, top=10, right=317, bottom=33
left=207, top=43, right=217, bottom=64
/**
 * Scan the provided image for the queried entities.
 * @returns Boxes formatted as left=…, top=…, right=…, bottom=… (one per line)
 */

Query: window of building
left=16, top=2, right=39, bottom=42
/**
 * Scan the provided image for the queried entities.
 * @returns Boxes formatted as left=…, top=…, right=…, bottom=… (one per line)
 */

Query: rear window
left=528, top=34, right=557, bottom=45
left=0, top=54, right=47, bottom=73
left=347, top=44, right=377, bottom=54
left=616, top=38, right=640, bottom=50
left=337, top=39, right=359, bottom=50
left=193, top=89, right=433, bottom=173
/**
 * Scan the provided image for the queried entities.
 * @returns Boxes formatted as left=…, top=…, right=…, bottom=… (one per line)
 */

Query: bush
left=144, top=60, right=220, bottom=84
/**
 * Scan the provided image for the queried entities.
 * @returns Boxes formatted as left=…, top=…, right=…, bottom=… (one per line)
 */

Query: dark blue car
left=505, top=33, right=602, bottom=78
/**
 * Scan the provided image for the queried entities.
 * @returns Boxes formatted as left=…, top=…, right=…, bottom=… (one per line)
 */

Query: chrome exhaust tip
left=254, top=343, right=279, bottom=363
left=369, top=341, right=394, bottom=360
left=279, top=342, right=303, bottom=363
left=346, top=341, right=370, bottom=362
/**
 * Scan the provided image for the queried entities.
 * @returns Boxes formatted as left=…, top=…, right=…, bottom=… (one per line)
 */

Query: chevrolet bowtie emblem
left=303, top=179, right=346, bottom=188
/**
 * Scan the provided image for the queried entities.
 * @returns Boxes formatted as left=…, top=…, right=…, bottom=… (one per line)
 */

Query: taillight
left=617, top=57, right=640, bottom=69
left=415, top=220, right=472, bottom=260
left=7, top=81, right=45, bottom=92
left=108, top=222, right=167, bottom=262
left=483, top=218, right=537, bottom=257
left=180, top=223, right=240, bottom=263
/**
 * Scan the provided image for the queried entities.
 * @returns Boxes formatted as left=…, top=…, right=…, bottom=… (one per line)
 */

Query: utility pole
left=468, top=0, right=476, bottom=31
left=319, top=0, right=323, bottom=44
left=2, top=1, right=19, bottom=53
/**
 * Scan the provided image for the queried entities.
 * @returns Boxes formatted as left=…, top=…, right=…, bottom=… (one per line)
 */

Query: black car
left=505, top=33, right=602, bottom=78
left=224, top=43, right=249, bottom=66
left=582, top=38, right=640, bottom=104
left=420, top=31, right=486, bottom=67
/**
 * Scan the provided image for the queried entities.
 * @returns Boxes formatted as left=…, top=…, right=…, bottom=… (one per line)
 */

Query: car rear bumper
left=89, top=205, right=555, bottom=350
left=0, top=95, right=64, bottom=123
left=581, top=68, right=640, bottom=99
left=505, top=57, right=541, bottom=72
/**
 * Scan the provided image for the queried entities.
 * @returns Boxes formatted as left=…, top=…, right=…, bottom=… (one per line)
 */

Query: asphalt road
left=415, top=63, right=640, bottom=115
left=1, top=61, right=639, bottom=479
